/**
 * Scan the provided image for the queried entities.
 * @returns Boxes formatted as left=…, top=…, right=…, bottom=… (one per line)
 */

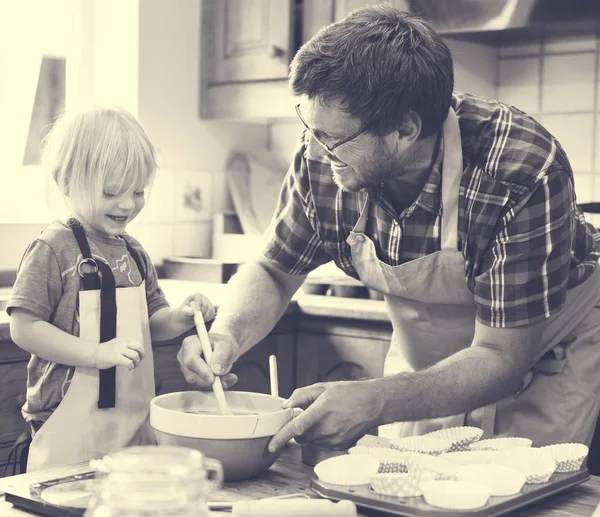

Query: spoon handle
left=192, top=307, right=232, bottom=416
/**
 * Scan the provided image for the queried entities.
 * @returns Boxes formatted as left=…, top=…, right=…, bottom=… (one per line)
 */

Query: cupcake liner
left=405, top=453, right=459, bottom=480
left=440, top=450, right=501, bottom=465
left=456, top=464, right=526, bottom=496
left=425, top=427, right=484, bottom=452
left=420, top=480, right=491, bottom=510
left=390, top=435, right=452, bottom=456
left=491, top=448, right=556, bottom=484
left=469, top=437, right=532, bottom=451
left=314, top=453, right=380, bottom=486
left=378, top=462, right=409, bottom=474
left=370, top=470, right=438, bottom=497
left=539, top=443, right=589, bottom=473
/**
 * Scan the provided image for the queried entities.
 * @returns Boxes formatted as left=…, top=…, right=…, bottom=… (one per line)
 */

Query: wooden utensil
left=269, top=355, right=279, bottom=398
left=192, top=305, right=232, bottom=416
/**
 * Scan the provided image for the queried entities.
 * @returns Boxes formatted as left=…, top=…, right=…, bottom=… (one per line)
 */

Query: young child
left=7, top=106, right=215, bottom=472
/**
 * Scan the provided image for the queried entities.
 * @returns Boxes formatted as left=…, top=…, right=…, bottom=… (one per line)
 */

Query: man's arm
left=268, top=318, right=546, bottom=451
left=376, top=319, right=545, bottom=424
left=211, top=256, right=307, bottom=356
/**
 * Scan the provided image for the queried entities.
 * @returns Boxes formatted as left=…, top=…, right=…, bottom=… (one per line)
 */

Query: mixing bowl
left=150, top=391, right=294, bottom=481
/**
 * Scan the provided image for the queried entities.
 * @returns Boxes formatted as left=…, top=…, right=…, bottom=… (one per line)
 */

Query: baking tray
left=311, top=469, right=590, bottom=517
left=4, top=470, right=96, bottom=517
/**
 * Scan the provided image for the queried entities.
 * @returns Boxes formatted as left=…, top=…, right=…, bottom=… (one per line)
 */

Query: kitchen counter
left=1, top=437, right=599, bottom=516
left=0, top=279, right=391, bottom=342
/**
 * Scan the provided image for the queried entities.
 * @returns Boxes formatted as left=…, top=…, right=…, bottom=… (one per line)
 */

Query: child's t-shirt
left=7, top=220, right=170, bottom=428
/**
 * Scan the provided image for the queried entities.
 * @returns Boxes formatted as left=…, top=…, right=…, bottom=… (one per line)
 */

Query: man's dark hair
left=289, top=4, right=454, bottom=138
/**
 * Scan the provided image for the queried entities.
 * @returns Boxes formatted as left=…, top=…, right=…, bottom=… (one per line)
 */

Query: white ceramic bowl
left=150, top=391, right=293, bottom=481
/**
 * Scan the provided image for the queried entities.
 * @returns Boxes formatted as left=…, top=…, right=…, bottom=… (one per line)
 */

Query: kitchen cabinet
left=229, top=314, right=296, bottom=398
left=295, top=315, right=389, bottom=386
left=206, top=0, right=295, bottom=84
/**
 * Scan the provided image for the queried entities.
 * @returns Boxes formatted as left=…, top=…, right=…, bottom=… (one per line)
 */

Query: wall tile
left=136, top=168, right=175, bottom=224
left=541, top=53, right=595, bottom=113
left=596, top=115, right=600, bottom=172
left=497, top=57, right=540, bottom=113
left=269, top=120, right=303, bottom=162
left=174, top=170, right=213, bottom=222
left=0, top=224, right=48, bottom=270
left=573, top=173, right=595, bottom=204
left=545, top=35, right=597, bottom=54
left=173, top=222, right=212, bottom=258
left=499, top=41, right=541, bottom=57
left=540, top=114, right=594, bottom=172
left=128, top=222, right=176, bottom=264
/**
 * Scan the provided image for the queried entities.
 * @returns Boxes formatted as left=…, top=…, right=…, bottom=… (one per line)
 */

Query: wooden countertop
left=0, top=279, right=391, bottom=342
left=1, top=438, right=599, bottom=516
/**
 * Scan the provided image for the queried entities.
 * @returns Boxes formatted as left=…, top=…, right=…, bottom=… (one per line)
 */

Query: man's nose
left=307, top=135, right=330, bottom=160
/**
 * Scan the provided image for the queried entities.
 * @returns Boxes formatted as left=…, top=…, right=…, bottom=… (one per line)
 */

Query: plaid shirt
left=264, top=92, right=600, bottom=328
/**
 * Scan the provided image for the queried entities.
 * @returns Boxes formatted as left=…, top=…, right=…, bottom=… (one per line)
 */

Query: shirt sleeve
left=474, top=167, right=574, bottom=328
left=262, top=132, right=333, bottom=275
left=7, top=239, right=63, bottom=321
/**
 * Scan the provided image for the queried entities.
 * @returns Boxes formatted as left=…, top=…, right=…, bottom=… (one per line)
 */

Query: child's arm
left=10, top=308, right=146, bottom=370
left=149, top=293, right=216, bottom=342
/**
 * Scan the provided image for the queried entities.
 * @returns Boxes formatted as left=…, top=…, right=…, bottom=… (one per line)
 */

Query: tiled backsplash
left=0, top=167, right=218, bottom=271
left=497, top=33, right=600, bottom=226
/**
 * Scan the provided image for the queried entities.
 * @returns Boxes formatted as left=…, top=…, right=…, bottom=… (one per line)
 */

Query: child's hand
left=95, top=337, right=146, bottom=370
left=177, top=293, right=216, bottom=325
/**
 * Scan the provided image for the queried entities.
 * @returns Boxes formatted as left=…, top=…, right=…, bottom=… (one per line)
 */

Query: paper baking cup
left=314, top=453, right=380, bottom=486
left=349, top=445, right=419, bottom=474
left=405, top=453, right=459, bottom=480
left=440, top=450, right=501, bottom=465
left=456, top=464, right=526, bottom=496
left=469, top=437, right=532, bottom=451
left=540, top=443, right=589, bottom=473
left=426, top=427, right=484, bottom=452
left=420, top=480, right=491, bottom=510
left=390, top=435, right=452, bottom=456
left=492, top=448, right=556, bottom=484
left=370, top=470, right=438, bottom=497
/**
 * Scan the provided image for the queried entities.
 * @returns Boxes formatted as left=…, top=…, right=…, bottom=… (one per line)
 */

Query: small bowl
left=150, top=391, right=293, bottom=481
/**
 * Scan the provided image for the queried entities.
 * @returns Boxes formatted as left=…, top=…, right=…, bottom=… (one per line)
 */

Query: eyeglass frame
left=295, top=104, right=369, bottom=153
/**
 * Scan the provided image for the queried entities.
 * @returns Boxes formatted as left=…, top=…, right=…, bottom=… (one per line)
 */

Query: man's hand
left=177, top=331, right=239, bottom=389
left=267, top=379, right=385, bottom=453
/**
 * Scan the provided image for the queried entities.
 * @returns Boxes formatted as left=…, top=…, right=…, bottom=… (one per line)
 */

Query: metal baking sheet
left=4, top=471, right=95, bottom=517
left=311, top=469, right=590, bottom=517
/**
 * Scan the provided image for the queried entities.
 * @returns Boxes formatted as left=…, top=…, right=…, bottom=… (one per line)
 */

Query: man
left=178, top=5, right=600, bottom=452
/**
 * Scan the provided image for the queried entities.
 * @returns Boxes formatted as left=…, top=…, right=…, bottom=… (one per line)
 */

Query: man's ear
left=394, top=110, right=422, bottom=144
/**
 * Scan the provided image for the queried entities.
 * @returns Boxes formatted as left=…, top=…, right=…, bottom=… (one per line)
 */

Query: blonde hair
left=42, top=106, right=158, bottom=220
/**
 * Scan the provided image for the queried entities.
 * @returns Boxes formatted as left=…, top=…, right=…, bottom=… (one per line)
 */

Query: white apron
left=27, top=221, right=156, bottom=472
left=348, top=109, right=600, bottom=446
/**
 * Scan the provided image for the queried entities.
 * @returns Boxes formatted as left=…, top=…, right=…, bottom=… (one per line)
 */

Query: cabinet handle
left=268, top=45, right=285, bottom=59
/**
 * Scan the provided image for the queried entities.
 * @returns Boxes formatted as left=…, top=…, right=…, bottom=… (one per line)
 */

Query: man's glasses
left=295, top=104, right=368, bottom=153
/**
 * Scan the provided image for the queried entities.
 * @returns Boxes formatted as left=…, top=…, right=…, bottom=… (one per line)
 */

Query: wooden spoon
left=192, top=305, right=233, bottom=416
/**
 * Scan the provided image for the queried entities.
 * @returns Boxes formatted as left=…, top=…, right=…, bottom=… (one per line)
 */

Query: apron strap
left=68, top=218, right=100, bottom=291
left=67, top=219, right=118, bottom=409
left=124, top=240, right=146, bottom=281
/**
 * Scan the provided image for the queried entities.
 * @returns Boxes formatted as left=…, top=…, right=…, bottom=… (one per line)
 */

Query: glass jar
left=85, top=446, right=223, bottom=517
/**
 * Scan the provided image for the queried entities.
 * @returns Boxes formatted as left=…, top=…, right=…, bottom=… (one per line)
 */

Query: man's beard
left=333, top=143, right=401, bottom=194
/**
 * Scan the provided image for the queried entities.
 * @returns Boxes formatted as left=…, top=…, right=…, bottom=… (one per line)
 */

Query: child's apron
left=27, top=220, right=156, bottom=472
left=348, top=109, right=600, bottom=446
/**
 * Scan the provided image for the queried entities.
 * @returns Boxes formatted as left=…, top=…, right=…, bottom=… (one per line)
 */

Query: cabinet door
left=231, top=331, right=295, bottom=398
left=334, top=0, right=411, bottom=22
left=207, top=0, right=295, bottom=84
